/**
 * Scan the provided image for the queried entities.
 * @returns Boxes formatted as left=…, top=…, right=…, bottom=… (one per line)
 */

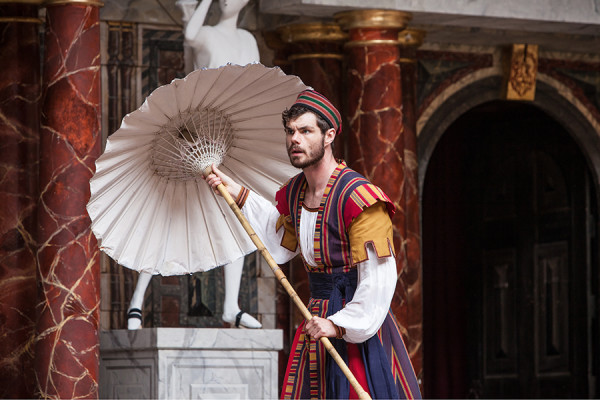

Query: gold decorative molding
left=502, top=43, right=538, bottom=101
left=335, top=9, right=412, bottom=30
left=288, top=53, right=344, bottom=61
left=344, top=38, right=402, bottom=48
left=278, top=22, right=347, bottom=43
left=44, top=0, right=103, bottom=6
left=0, top=16, right=42, bottom=22
left=398, top=28, right=426, bottom=47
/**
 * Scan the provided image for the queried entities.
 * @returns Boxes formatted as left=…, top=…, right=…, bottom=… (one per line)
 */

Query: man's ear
left=324, top=128, right=336, bottom=146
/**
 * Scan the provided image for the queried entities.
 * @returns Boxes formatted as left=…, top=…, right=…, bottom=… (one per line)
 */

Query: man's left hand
left=305, top=316, right=337, bottom=340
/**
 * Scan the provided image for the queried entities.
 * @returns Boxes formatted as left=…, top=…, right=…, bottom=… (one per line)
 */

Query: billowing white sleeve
left=327, top=244, right=397, bottom=343
left=241, top=190, right=299, bottom=264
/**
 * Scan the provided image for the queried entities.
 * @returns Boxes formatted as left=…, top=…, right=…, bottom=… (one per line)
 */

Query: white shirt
left=242, top=191, right=397, bottom=343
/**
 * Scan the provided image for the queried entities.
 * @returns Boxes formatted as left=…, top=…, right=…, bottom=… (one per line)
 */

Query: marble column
left=335, top=9, right=421, bottom=374
left=398, top=27, right=426, bottom=378
left=36, top=0, right=102, bottom=398
left=0, top=1, right=42, bottom=398
left=277, top=22, right=347, bottom=159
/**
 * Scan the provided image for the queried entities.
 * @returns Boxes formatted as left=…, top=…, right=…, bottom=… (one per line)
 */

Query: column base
left=100, top=328, right=283, bottom=399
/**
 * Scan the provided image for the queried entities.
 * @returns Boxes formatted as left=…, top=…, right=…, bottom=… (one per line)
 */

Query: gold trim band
left=335, top=9, right=412, bottom=30
left=44, top=0, right=103, bottom=6
left=398, top=57, right=417, bottom=63
left=345, top=39, right=402, bottom=48
left=278, top=22, right=347, bottom=43
left=0, top=16, right=42, bottom=23
left=288, top=53, right=344, bottom=61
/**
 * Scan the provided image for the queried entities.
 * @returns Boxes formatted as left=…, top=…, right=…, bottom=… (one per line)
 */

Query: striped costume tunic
left=273, top=162, right=421, bottom=399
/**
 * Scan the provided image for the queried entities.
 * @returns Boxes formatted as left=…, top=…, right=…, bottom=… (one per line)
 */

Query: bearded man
left=205, top=89, right=421, bottom=399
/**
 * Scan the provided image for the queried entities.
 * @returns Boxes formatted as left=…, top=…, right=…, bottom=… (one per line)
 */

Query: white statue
left=178, top=0, right=259, bottom=69
left=127, top=0, right=261, bottom=330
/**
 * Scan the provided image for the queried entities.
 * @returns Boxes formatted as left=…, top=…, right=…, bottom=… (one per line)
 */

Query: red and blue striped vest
left=275, top=162, right=395, bottom=272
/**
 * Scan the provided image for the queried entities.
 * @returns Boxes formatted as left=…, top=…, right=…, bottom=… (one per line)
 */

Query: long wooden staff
left=206, top=170, right=371, bottom=400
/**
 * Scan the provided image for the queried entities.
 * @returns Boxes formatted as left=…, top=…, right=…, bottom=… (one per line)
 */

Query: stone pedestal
left=100, top=328, right=283, bottom=399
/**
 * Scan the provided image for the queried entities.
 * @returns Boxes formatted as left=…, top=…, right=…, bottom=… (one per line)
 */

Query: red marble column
left=0, top=2, right=42, bottom=398
left=336, top=8, right=422, bottom=375
left=277, top=22, right=347, bottom=159
left=36, top=0, right=102, bottom=398
left=398, top=27, right=426, bottom=379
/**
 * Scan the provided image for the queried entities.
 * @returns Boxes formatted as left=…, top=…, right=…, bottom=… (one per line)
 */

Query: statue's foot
left=127, top=308, right=143, bottom=330
left=223, top=310, right=262, bottom=329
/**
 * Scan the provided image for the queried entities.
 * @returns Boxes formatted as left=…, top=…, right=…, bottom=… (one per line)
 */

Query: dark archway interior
left=422, top=100, right=598, bottom=398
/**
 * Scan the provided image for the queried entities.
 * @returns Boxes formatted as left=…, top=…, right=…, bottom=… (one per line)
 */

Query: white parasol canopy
left=87, top=63, right=306, bottom=275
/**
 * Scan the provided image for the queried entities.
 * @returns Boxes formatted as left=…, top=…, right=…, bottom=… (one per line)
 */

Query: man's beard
left=287, top=136, right=325, bottom=169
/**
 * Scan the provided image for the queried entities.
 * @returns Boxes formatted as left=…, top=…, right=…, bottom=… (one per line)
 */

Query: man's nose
left=290, top=130, right=301, bottom=143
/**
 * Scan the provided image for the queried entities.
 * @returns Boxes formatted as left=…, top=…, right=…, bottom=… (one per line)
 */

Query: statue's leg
left=127, top=271, right=153, bottom=330
left=222, top=257, right=262, bottom=329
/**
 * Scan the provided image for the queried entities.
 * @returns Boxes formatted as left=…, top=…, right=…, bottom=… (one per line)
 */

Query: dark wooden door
left=464, top=103, right=592, bottom=398
left=422, top=101, right=597, bottom=399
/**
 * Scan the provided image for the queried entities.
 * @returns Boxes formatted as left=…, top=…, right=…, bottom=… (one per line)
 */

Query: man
left=205, top=89, right=421, bottom=399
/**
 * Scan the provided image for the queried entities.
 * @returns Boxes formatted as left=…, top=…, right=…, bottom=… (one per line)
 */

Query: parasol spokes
left=150, top=106, right=235, bottom=180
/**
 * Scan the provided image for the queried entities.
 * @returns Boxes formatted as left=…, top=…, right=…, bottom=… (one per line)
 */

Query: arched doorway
left=422, top=100, right=598, bottom=398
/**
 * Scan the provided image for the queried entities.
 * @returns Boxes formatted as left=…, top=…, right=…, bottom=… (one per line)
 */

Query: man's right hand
left=203, top=164, right=242, bottom=200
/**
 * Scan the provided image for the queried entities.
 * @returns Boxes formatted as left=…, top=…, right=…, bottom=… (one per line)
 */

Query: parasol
left=87, top=63, right=303, bottom=275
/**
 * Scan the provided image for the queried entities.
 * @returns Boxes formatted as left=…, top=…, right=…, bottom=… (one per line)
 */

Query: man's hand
left=203, top=164, right=242, bottom=199
left=305, top=316, right=337, bottom=340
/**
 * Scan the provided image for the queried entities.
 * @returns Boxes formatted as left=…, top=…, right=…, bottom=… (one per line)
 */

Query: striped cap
left=293, top=89, right=342, bottom=135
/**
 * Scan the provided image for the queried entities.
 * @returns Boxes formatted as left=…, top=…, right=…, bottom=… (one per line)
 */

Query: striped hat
left=293, top=89, right=342, bottom=135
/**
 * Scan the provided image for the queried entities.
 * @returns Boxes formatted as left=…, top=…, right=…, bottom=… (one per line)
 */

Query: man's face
left=285, top=112, right=325, bottom=169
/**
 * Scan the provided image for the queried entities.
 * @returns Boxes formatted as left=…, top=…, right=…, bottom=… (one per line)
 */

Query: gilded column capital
left=276, top=22, right=346, bottom=62
left=398, top=28, right=426, bottom=63
left=334, top=9, right=412, bottom=31
left=44, top=0, right=103, bottom=6
left=277, top=22, right=347, bottom=43
left=398, top=28, right=426, bottom=47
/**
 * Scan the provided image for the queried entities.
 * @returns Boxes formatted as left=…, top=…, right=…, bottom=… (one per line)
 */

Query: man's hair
left=282, top=104, right=332, bottom=135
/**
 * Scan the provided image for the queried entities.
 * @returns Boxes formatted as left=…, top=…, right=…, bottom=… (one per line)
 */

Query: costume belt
left=309, top=268, right=357, bottom=313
